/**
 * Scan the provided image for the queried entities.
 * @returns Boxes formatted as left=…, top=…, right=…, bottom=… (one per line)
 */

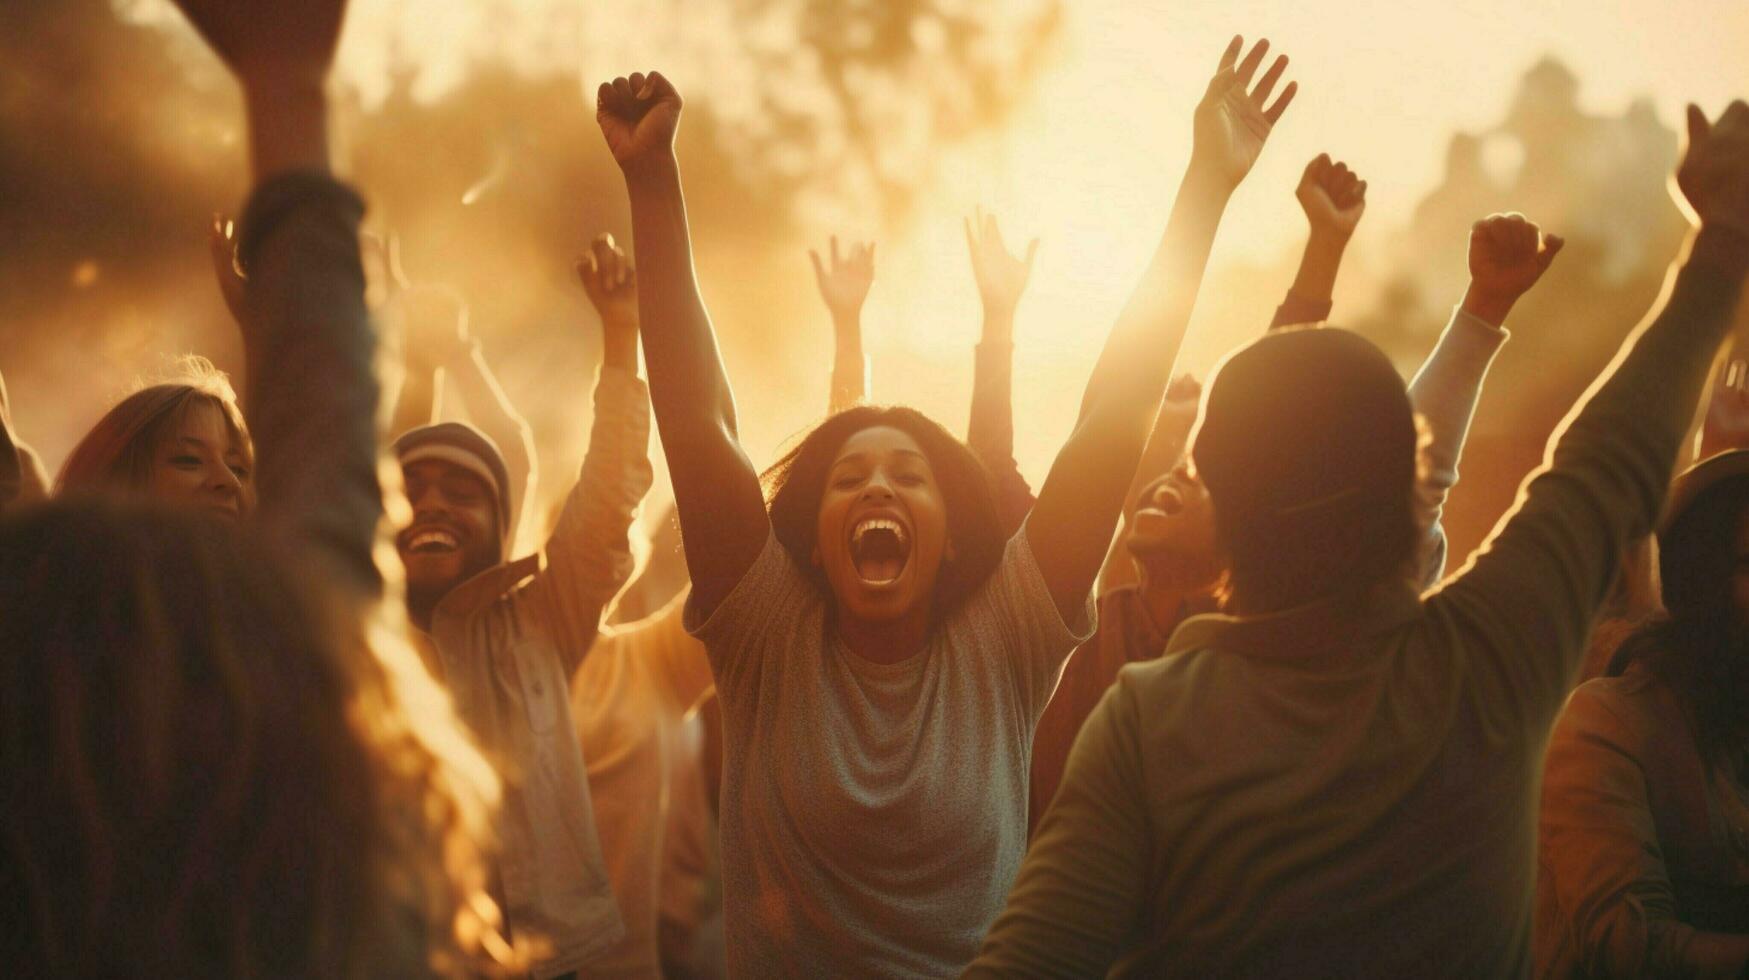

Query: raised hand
left=1676, top=101, right=1749, bottom=238
left=168, top=0, right=346, bottom=92
left=597, top=71, right=683, bottom=176
left=1462, top=213, right=1564, bottom=326
left=1191, top=36, right=1298, bottom=190
left=207, top=214, right=246, bottom=323
left=1296, top=154, right=1367, bottom=240
left=965, top=208, right=1038, bottom=323
left=809, top=236, right=876, bottom=327
left=577, top=233, right=640, bottom=370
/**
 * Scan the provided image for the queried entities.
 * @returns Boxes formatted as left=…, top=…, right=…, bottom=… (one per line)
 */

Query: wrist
left=1182, top=156, right=1241, bottom=201
left=1460, top=283, right=1517, bottom=327
left=980, top=304, right=1016, bottom=336
left=830, top=311, right=865, bottom=340
left=1305, top=226, right=1353, bottom=253
left=242, top=79, right=331, bottom=180
left=620, top=152, right=681, bottom=189
left=601, top=327, right=640, bottom=371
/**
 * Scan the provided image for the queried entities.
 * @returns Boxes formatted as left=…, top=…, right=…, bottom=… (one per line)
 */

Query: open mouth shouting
left=849, top=514, right=912, bottom=587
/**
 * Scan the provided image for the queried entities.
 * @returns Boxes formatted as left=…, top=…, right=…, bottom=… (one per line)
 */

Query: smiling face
left=147, top=400, right=251, bottom=521
left=814, top=425, right=952, bottom=625
left=396, top=459, right=501, bottom=611
left=1126, top=458, right=1222, bottom=592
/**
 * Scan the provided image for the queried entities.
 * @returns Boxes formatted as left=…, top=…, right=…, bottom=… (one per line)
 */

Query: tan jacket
left=427, top=366, right=652, bottom=977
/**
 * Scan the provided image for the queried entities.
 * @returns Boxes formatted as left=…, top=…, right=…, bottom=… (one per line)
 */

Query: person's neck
left=835, top=605, right=932, bottom=665
left=1135, top=560, right=1212, bottom=631
left=406, top=594, right=438, bottom=634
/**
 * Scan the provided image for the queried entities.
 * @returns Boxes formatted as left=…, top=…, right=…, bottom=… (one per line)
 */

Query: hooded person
left=391, top=345, right=654, bottom=975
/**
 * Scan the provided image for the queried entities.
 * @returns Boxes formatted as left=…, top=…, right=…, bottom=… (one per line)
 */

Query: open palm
left=1192, top=37, right=1297, bottom=188
left=965, top=208, right=1038, bottom=316
left=597, top=71, right=683, bottom=172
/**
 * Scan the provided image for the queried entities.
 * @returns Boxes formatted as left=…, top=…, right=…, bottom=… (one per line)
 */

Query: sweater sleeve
left=235, top=173, right=383, bottom=599
left=966, top=339, right=1037, bottom=535
left=1537, top=684, right=1699, bottom=977
left=969, top=672, right=1151, bottom=977
left=535, top=365, right=655, bottom=673
left=1431, top=227, right=1749, bottom=730
left=1405, top=306, right=1510, bottom=587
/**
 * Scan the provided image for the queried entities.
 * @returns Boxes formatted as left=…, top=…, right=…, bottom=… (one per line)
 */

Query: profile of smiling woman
left=57, top=355, right=256, bottom=520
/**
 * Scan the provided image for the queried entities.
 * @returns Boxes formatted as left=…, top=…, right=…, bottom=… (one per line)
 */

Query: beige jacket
left=427, top=366, right=652, bottom=977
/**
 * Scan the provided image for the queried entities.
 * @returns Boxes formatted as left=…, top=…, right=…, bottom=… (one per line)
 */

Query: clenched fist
left=1296, top=154, right=1367, bottom=240
left=1675, top=101, right=1749, bottom=239
left=597, top=71, right=682, bottom=176
left=1462, top=213, right=1563, bottom=326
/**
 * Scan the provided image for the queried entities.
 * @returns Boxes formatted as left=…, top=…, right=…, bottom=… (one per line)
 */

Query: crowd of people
left=2, top=0, right=1747, bottom=976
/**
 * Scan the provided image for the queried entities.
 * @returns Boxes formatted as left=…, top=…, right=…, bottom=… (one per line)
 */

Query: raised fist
left=1191, top=36, right=1298, bottom=189
left=597, top=71, right=683, bottom=175
left=1463, top=212, right=1563, bottom=326
left=169, top=0, right=347, bottom=91
left=964, top=208, right=1038, bottom=320
left=810, top=236, right=876, bottom=325
left=1296, top=154, right=1367, bottom=240
left=577, top=232, right=639, bottom=330
left=1676, top=101, right=1749, bottom=238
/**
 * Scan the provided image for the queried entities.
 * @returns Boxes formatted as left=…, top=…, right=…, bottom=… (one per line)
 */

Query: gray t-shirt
left=687, top=525, right=1093, bottom=977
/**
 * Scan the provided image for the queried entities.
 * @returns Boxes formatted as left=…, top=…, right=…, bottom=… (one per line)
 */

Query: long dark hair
left=0, top=500, right=506, bottom=976
left=764, top=405, right=1007, bottom=621
left=1612, top=473, right=1749, bottom=772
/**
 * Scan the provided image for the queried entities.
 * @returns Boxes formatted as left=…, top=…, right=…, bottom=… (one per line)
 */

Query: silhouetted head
left=1192, top=326, right=1418, bottom=612
left=1614, top=452, right=1749, bottom=769
left=392, top=422, right=510, bottom=620
left=57, top=357, right=254, bottom=520
left=0, top=499, right=500, bottom=975
left=767, top=406, right=1006, bottom=630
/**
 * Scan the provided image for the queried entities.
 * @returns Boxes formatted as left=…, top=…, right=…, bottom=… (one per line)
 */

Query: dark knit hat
left=1193, top=326, right=1416, bottom=523
left=392, top=422, right=512, bottom=547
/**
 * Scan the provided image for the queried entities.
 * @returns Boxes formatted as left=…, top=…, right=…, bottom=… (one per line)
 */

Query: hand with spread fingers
left=597, top=71, right=684, bottom=177
left=577, top=232, right=641, bottom=371
left=810, top=236, right=876, bottom=330
left=965, top=208, right=1038, bottom=327
left=1462, top=212, right=1564, bottom=326
left=1296, top=154, right=1367, bottom=241
left=1192, top=35, right=1299, bottom=190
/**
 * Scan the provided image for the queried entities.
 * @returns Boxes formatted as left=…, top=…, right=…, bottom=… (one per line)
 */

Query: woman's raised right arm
left=597, top=72, right=769, bottom=616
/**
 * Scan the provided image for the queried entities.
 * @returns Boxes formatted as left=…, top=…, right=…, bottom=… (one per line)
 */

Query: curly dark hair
left=1611, top=473, right=1749, bottom=773
left=764, top=405, right=1008, bottom=622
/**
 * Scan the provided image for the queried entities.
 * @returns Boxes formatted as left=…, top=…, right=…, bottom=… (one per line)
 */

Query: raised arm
left=169, top=0, right=385, bottom=598
left=1026, top=36, right=1297, bottom=620
left=964, top=209, right=1040, bottom=535
left=810, top=236, right=875, bottom=414
left=1406, top=213, right=1561, bottom=587
left=1270, top=153, right=1366, bottom=328
left=1437, top=101, right=1749, bottom=714
left=597, top=72, right=769, bottom=616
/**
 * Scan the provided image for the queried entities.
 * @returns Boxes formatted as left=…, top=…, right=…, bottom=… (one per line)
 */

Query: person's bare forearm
left=1027, top=163, right=1232, bottom=611
left=624, top=158, right=768, bottom=609
left=828, top=314, right=867, bottom=414
left=1284, top=228, right=1349, bottom=311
